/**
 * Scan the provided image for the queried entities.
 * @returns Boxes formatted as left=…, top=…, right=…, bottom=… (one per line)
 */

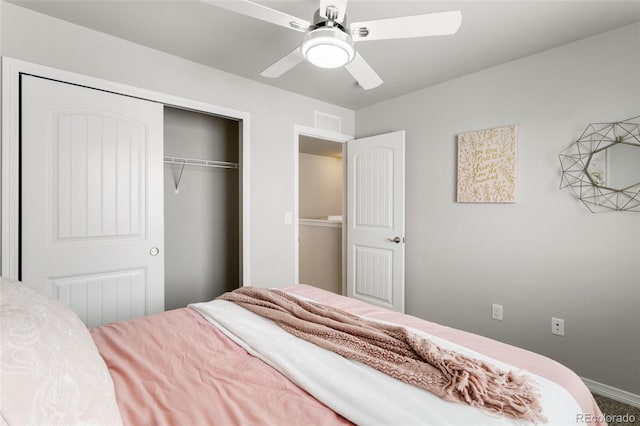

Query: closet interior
left=164, top=106, right=241, bottom=310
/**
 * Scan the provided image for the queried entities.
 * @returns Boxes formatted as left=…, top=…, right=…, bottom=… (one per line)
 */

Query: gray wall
left=0, top=1, right=355, bottom=286
left=355, top=23, right=640, bottom=393
left=299, top=153, right=343, bottom=218
left=164, top=107, right=239, bottom=310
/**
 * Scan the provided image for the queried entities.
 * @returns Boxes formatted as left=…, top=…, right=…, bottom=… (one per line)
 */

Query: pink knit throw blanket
left=219, top=287, right=545, bottom=423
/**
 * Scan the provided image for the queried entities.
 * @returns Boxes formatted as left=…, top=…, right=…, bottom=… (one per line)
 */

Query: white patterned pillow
left=0, top=278, right=122, bottom=425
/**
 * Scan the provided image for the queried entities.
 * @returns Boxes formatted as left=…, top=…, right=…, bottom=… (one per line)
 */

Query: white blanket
left=190, top=299, right=582, bottom=425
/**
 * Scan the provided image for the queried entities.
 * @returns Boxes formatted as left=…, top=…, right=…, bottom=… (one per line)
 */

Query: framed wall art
left=457, top=125, right=517, bottom=203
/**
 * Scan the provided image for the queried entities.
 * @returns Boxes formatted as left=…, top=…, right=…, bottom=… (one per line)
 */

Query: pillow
left=0, top=278, right=122, bottom=425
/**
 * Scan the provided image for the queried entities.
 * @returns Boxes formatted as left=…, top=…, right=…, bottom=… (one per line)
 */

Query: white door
left=21, top=75, right=164, bottom=327
left=346, top=130, right=405, bottom=312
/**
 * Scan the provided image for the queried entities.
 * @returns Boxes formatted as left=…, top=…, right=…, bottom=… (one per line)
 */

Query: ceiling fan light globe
left=301, top=28, right=355, bottom=69
left=305, top=44, right=351, bottom=68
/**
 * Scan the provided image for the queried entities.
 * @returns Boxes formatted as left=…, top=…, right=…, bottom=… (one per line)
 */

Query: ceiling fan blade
left=260, top=47, right=305, bottom=78
left=202, top=0, right=311, bottom=32
left=350, top=10, right=462, bottom=42
left=319, top=0, right=349, bottom=23
left=344, top=52, right=382, bottom=90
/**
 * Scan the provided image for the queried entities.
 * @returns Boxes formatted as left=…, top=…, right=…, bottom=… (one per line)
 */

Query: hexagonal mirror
left=559, top=116, right=640, bottom=212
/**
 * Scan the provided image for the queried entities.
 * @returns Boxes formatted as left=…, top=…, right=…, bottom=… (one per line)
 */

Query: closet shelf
left=164, top=156, right=238, bottom=194
left=164, top=156, right=238, bottom=170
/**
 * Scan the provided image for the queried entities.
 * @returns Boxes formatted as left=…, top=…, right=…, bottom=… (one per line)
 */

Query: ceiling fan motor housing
left=312, top=6, right=344, bottom=27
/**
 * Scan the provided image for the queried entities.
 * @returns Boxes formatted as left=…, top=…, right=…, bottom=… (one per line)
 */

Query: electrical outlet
left=552, top=317, right=565, bottom=336
left=491, top=304, right=503, bottom=321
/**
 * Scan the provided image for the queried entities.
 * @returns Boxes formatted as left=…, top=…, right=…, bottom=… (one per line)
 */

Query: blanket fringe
left=438, top=351, right=546, bottom=422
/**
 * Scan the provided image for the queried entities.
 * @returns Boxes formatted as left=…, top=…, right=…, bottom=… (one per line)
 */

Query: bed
left=1, top=278, right=606, bottom=425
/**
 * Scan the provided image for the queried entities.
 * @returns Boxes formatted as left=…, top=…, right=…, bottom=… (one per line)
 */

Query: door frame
left=293, top=125, right=352, bottom=294
left=1, top=57, right=251, bottom=284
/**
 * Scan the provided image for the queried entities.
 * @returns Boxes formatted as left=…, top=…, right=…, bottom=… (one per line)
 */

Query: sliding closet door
left=21, top=75, right=164, bottom=327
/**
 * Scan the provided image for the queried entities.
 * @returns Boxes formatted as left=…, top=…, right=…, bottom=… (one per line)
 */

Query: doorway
left=293, top=126, right=406, bottom=311
left=298, top=136, right=343, bottom=294
left=293, top=126, right=351, bottom=295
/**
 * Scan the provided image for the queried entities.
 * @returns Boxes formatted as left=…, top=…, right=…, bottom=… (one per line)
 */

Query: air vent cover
left=314, top=111, right=341, bottom=133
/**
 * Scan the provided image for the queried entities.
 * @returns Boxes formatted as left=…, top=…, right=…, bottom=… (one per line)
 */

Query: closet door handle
left=387, top=236, right=402, bottom=244
left=150, top=247, right=160, bottom=256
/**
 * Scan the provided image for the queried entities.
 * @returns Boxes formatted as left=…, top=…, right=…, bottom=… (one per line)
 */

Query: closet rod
left=163, top=156, right=238, bottom=170
left=164, top=156, right=238, bottom=194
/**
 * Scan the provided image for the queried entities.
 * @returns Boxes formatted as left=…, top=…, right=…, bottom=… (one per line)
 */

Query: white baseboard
left=582, top=377, right=640, bottom=408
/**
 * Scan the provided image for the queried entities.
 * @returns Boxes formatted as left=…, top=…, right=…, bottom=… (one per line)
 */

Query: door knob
left=388, top=236, right=402, bottom=244
left=149, top=247, right=160, bottom=256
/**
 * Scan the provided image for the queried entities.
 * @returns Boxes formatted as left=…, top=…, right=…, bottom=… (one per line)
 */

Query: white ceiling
left=9, top=0, right=640, bottom=109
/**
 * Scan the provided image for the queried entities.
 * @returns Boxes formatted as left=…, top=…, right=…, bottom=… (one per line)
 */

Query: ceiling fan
left=202, top=0, right=462, bottom=90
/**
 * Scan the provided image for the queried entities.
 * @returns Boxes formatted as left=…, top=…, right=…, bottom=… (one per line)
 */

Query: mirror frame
left=559, top=116, right=640, bottom=212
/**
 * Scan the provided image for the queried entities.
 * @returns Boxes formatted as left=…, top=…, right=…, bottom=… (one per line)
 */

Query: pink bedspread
left=90, top=307, right=349, bottom=426
left=91, top=285, right=604, bottom=425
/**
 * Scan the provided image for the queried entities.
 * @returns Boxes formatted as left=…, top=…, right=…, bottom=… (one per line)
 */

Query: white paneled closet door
left=21, top=75, right=164, bottom=327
